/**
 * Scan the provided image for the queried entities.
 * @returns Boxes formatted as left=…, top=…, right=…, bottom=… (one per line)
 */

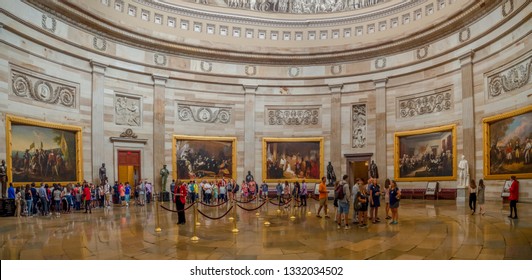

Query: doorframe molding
left=344, top=153, right=373, bottom=186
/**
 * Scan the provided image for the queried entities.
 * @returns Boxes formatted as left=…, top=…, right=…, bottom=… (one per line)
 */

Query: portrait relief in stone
left=115, top=95, right=141, bottom=126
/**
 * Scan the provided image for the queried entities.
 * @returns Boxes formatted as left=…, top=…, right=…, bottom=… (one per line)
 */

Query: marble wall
left=0, top=0, right=530, bottom=201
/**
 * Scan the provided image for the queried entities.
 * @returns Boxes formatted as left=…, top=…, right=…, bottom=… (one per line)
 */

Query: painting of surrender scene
left=7, top=115, right=81, bottom=184
left=173, top=136, right=236, bottom=180
left=394, top=125, right=456, bottom=181
left=484, top=106, right=532, bottom=179
left=263, top=137, right=323, bottom=183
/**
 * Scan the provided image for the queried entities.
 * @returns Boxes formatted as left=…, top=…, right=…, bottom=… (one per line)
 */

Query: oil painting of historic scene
left=484, top=106, right=532, bottom=179
left=394, top=125, right=456, bottom=181
left=8, top=117, right=81, bottom=184
left=262, top=137, right=323, bottom=183
left=173, top=136, right=236, bottom=180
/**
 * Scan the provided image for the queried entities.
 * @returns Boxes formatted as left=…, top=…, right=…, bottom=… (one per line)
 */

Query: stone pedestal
left=456, top=186, right=466, bottom=203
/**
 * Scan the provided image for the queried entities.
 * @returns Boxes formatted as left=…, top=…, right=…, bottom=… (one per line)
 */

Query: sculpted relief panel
left=352, top=104, right=367, bottom=148
left=115, top=95, right=141, bottom=126
left=10, top=65, right=77, bottom=108
left=266, top=107, right=319, bottom=125
left=398, top=88, right=452, bottom=118
left=177, top=103, right=232, bottom=124
left=487, top=57, right=531, bottom=98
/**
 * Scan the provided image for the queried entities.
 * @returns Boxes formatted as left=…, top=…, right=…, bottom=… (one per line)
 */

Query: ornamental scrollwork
left=488, top=58, right=531, bottom=98
left=352, top=104, right=367, bottom=148
left=267, top=108, right=319, bottom=125
left=10, top=68, right=77, bottom=108
left=399, top=90, right=452, bottom=118
left=177, top=104, right=232, bottom=124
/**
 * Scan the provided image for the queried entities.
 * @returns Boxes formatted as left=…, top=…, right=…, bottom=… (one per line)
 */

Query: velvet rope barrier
left=160, top=203, right=195, bottom=213
left=197, top=205, right=234, bottom=220
left=236, top=201, right=266, bottom=212
left=268, top=197, right=292, bottom=206
left=198, top=200, right=229, bottom=207
left=233, top=195, right=257, bottom=204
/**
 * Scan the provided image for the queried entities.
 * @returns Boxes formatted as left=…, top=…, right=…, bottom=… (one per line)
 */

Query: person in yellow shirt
left=316, top=176, right=330, bottom=218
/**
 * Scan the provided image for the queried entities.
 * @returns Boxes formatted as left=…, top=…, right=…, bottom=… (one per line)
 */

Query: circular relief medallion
left=331, top=64, right=342, bottom=75
left=198, top=108, right=212, bottom=122
left=34, top=81, right=53, bottom=102
left=288, top=67, right=300, bottom=77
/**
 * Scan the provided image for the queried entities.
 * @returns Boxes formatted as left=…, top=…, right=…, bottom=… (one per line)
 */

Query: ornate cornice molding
left=20, top=0, right=501, bottom=65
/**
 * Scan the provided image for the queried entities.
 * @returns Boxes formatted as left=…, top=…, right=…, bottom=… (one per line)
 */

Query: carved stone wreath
left=41, top=14, right=56, bottom=32
left=459, top=27, right=471, bottom=42
left=267, top=108, right=319, bottom=125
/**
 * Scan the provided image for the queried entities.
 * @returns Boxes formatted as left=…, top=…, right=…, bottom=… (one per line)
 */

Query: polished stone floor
left=0, top=198, right=530, bottom=260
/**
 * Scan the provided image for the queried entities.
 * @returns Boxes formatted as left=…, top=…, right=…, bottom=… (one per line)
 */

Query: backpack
left=336, top=184, right=345, bottom=200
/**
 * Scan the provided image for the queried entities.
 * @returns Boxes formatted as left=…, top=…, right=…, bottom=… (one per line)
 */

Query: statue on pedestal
left=326, top=162, right=336, bottom=186
left=99, top=163, right=107, bottom=184
left=458, top=155, right=469, bottom=187
left=369, top=160, right=379, bottom=179
left=160, top=164, right=169, bottom=192
left=245, top=171, right=254, bottom=184
left=0, top=159, right=7, bottom=198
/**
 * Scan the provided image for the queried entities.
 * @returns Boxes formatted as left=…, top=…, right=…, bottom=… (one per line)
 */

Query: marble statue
left=458, top=155, right=469, bottom=187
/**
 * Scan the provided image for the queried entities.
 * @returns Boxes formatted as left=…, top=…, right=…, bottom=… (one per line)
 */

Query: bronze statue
left=369, top=160, right=379, bottom=179
left=326, top=162, right=336, bottom=186
left=160, top=164, right=169, bottom=192
left=99, top=163, right=107, bottom=184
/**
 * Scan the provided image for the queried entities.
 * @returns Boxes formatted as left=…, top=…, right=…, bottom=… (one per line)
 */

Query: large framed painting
left=172, top=135, right=236, bottom=181
left=394, top=124, right=456, bottom=182
left=262, top=137, right=323, bottom=183
left=5, top=115, right=82, bottom=186
left=483, top=105, right=532, bottom=180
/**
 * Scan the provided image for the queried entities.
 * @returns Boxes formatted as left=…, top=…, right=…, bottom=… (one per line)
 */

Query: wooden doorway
left=117, top=150, right=141, bottom=186
left=345, top=153, right=373, bottom=186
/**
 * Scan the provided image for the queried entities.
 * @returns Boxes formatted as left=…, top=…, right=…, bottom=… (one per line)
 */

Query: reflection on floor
left=0, top=199, right=530, bottom=260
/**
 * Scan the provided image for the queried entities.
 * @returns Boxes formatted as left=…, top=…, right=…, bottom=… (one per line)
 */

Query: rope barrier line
left=233, top=196, right=257, bottom=204
left=198, top=200, right=229, bottom=207
left=197, top=206, right=234, bottom=220
left=160, top=203, right=195, bottom=213
left=236, top=201, right=266, bottom=212
left=268, top=198, right=292, bottom=206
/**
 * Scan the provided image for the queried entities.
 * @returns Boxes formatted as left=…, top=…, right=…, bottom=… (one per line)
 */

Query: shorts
left=390, top=201, right=400, bottom=209
left=371, top=198, right=381, bottom=208
left=338, top=201, right=349, bottom=214
left=319, top=198, right=327, bottom=206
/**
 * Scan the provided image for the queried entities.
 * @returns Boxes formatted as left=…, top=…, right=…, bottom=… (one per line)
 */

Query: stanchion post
left=264, top=197, right=270, bottom=226
left=155, top=193, right=162, bottom=232
left=290, top=195, right=296, bottom=220
left=195, top=201, right=200, bottom=226
left=191, top=201, right=199, bottom=241
left=232, top=200, right=239, bottom=233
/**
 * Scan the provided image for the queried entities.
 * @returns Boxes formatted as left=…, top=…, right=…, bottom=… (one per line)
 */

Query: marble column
left=374, top=78, right=388, bottom=181
left=329, top=84, right=343, bottom=175
left=90, top=61, right=106, bottom=183
left=243, top=84, right=258, bottom=181
left=458, top=52, right=476, bottom=203
left=152, top=74, right=168, bottom=193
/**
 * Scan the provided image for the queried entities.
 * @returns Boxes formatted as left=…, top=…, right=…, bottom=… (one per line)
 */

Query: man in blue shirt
left=276, top=181, right=283, bottom=204
left=7, top=183, right=15, bottom=199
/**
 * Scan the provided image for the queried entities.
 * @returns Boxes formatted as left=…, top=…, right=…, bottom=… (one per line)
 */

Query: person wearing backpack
left=336, top=175, right=350, bottom=229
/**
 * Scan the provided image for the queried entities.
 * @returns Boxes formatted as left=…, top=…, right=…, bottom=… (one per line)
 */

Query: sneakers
left=344, top=225, right=350, bottom=230
left=337, top=224, right=341, bottom=229
left=385, top=216, right=392, bottom=220
left=316, top=215, right=322, bottom=218
left=389, top=221, right=398, bottom=225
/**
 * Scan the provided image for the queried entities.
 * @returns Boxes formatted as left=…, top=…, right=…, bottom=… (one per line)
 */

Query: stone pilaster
left=374, top=78, right=388, bottom=181
left=329, top=84, right=343, bottom=175
left=152, top=74, right=168, bottom=192
left=458, top=52, right=475, bottom=202
left=243, top=84, right=258, bottom=180
left=90, top=61, right=106, bottom=183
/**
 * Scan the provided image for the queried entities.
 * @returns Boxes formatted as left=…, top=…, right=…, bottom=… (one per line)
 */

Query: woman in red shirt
left=83, top=183, right=92, bottom=214
left=175, top=182, right=187, bottom=224
left=508, top=176, right=519, bottom=219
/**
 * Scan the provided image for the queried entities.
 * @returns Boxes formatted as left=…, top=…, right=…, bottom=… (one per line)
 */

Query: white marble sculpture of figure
left=458, top=155, right=469, bottom=187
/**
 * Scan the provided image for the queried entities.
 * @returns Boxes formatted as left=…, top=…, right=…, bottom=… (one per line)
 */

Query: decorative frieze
left=115, top=94, right=141, bottom=126
left=266, top=107, right=319, bottom=125
left=352, top=104, right=367, bottom=148
left=93, top=36, right=107, bottom=51
left=10, top=65, right=77, bottom=108
left=177, top=103, right=231, bottom=124
left=487, top=57, right=532, bottom=98
left=398, top=88, right=452, bottom=118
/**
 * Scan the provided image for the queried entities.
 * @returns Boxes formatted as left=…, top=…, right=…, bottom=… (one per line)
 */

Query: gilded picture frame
left=483, top=105, right=532, bottom=180
left=5, top=114, right=83, bottom=186
left=262, top=137, right=324, bottom=183
left=394, top=124, right=457, bottom=182
left=172, top=135, right=237, bottom=181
